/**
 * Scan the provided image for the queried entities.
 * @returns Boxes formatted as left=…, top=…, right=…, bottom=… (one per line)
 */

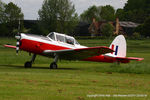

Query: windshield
left=48, top=33, right=55, bottom=40
left=47, top=32, right=80, bottom=45
left=74, top=40, right=79, bottom=45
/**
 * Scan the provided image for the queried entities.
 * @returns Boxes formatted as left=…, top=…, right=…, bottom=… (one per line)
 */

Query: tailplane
left=105, top=35, right=144, bottom=63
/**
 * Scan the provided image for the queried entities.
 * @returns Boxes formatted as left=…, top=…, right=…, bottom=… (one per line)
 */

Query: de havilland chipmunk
left=4, top=32, right=144, bottom=69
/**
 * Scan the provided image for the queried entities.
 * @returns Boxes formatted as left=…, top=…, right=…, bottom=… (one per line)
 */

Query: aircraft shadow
left=0, top=64, right=79, bottom=70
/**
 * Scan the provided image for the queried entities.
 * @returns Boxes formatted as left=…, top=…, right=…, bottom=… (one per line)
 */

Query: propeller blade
left=15, top=33, right=21, bottom=55
left=16, top=40, right=20, bottom=54
left=16, top=18, right=21, bottom=55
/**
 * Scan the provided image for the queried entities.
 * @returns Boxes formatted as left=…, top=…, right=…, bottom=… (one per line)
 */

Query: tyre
left=24, top=61, right=32, bottom=68
left=50, top=62, right=57, bottom=69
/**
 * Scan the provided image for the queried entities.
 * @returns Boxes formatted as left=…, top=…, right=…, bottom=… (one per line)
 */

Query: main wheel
left=50, top=62, right=57, bottom=69
left=24, top=61, right=32, bottom=68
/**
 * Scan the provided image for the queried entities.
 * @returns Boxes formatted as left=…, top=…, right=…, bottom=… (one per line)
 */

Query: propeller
left=15, top=18, right=21, bottom=55
left=15, top=33, right=21, bottom=54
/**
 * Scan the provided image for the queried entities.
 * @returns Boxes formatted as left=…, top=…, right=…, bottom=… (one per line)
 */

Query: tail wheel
left=24, top=61, right=32, bottom=68
left=50, top=62, right=57, bottom=69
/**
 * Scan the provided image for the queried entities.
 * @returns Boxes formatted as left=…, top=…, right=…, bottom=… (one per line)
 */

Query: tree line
left=0, top=0, right=149, bottom=37
left=0, top=1, right=23, bottom=36
left=116, top=0, right=150, bottom=37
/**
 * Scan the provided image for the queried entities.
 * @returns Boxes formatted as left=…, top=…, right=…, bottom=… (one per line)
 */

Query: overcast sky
left=3, top=0, right=128, bottom=20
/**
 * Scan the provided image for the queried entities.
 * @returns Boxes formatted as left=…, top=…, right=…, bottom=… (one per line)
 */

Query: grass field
left=0, top=37, right=150, bottom=100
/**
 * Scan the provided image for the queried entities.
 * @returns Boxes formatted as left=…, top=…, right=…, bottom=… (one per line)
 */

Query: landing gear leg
left=24, top=54, right=36, bottom=68
left=50, top=55, right=58, bottom=69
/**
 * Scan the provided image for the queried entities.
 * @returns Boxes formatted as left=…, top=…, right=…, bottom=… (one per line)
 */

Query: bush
left=132, top=32, right=141, bottom=39
left=101, top=23, right=114, bottom=37
left=135, top=16, right=150, bottom=37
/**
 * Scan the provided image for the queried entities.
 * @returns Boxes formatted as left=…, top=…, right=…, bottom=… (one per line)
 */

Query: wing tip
left=4, top=44, right=16, bottom=49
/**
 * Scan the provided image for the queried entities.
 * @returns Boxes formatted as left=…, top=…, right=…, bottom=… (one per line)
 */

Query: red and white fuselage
left=15, top=32, right=143, bottom=63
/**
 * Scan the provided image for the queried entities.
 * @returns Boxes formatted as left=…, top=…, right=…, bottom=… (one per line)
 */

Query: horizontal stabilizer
left=119, top=57, right=144, bottom=61
left=115, top=57, right=144, bottom=63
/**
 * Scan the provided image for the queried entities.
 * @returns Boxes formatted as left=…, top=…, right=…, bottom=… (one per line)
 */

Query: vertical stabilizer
left=106, top=35, right=126, bottom=57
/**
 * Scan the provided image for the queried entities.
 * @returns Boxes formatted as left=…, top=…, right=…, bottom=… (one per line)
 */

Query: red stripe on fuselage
left=111, top=44, right=114, bottom=54
left=19, top=39, right=70, bottom=54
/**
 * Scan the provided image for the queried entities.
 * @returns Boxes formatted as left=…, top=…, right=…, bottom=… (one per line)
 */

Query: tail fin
left=107, top=35, right=126, bottom=57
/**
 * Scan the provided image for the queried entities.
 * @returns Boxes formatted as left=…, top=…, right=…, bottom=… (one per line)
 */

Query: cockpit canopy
left=47, top=32, right=80, bottom=45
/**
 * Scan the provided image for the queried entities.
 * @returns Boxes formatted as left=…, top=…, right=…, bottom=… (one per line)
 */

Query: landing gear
left=24, top=54, right=36, bottom=68
left=24, top=53, right=59, bottom=69
left=49, top=54, right=58, bottom=69
left=50, top=62, right=57, bottom=69
left=24, top=61, right=32, bottom=68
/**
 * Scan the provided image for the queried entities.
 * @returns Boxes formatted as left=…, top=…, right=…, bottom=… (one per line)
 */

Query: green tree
left=38, top=0, right=78, bottom=34
left=143, top=17, right=150, bottom=37
left=136, top=17, right=150, bottom=37
left=0, top=0, right=6, bottom=23
left=5, top=2, right=24, bottom=22
left=123, top=0, right=149, bottom=23
left=101, top=23, right=114, bottom=37
left=80, top=5, right=101, bottom=23
left=100, top=5, right=115, bottom=21
left=124, top=0, right=146, bottom=11
left=0, top=0, right=7, bottom=36
left=4, top=2, right=24, bottom=36
left=115, top=9, right=125, bottom=21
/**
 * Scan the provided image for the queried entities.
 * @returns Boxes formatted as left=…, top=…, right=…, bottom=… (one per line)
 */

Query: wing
left=4, top=45, right=16, bottom=49
left=43, top=46, right=113, bottom=60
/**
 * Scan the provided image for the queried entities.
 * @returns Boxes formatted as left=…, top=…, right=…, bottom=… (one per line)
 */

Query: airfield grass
left=0, top=37, right=150, bottom=100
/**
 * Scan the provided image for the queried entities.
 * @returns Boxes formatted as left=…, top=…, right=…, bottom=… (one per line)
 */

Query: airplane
left=4, top=32, right=144, bottom=69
